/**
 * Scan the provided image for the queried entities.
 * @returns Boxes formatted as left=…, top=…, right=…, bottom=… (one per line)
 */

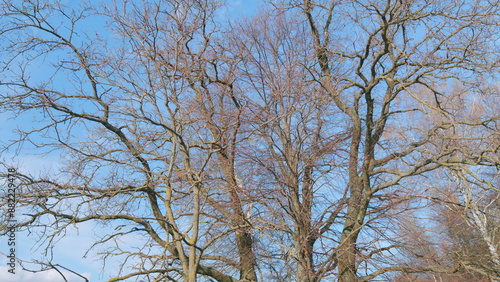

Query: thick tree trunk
left=294, top=212, right=316, bottom=282
left=337, top=206, right=361, bottom=281
left=337, top=237, right=359, bottom=282
left=236, top=229, right=258, bottom=281
left=337, top=175, right=371, bottom=282
left=295, top=234, right=317, bottom=282
left=225, top=175, right=258, bottom=281
left=294, top=166, right=318, bottom=282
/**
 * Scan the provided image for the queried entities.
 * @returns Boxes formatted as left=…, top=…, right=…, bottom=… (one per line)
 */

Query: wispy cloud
left=0, top=266, right=90, bottom=282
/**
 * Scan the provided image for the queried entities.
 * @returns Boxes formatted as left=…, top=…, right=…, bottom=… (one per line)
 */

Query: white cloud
left=0, top=267, right=90, bottom=282
left=0, top=220, right=108, bottom=282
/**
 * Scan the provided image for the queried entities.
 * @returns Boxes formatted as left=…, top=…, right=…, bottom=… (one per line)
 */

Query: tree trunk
left=236, top=229, right=258, bottom=281
left=337, top=197, right=364, bottom=282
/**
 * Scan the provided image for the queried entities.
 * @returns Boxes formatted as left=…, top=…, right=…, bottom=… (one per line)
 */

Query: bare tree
left=1, top=0, right=499, bottom=281
left=382, top=77, right=500, bottom=281
left=0, top=0, right=255, bottom=281
left=422, top=79, right=500, bottom=281
left=292, top=0, right=500, bottom=280
left=232, top=11, right=348, bottom=281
